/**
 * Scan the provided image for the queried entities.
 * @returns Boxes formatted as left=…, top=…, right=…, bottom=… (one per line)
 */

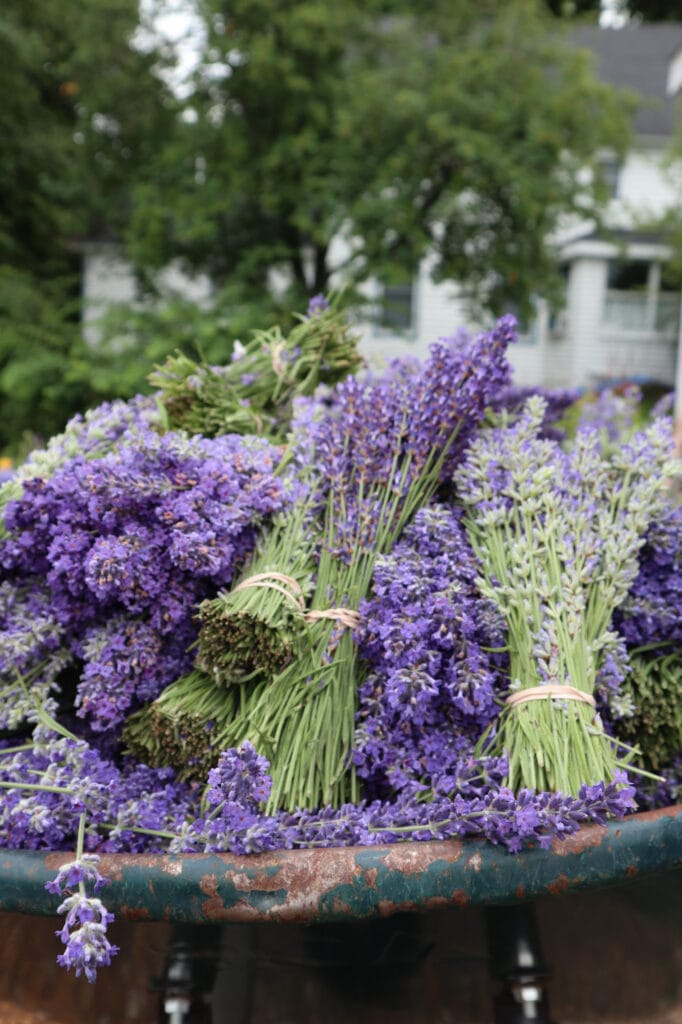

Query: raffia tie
left=505, top=685, right=596, bottom=709
left=304, top=608, right=361, bottom=631
left=232, top=572, right=305, bottom=612
left=271, top=341, right=287, bottom=377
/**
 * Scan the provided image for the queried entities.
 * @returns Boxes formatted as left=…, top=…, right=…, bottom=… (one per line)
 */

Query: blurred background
left=3, top=0, right=682, bottom=461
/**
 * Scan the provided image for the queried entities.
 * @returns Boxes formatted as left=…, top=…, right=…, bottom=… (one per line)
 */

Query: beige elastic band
left=270, top=341, right=287, bottom=377
left=233, top=572, right=305, bottom=612
left=505, top=685, right=596, bottom=709
left=305, top=608, right=361, bottom=630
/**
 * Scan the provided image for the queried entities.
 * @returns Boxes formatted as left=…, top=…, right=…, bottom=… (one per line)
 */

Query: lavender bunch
left=217, top=317, right=515, bottom=812
left=195, top=456, right=320, bottom=684
left=354, top=504, right=508, bottom=799
left=122, top=669, right=240, bottom=781
left=0, top=396, right=161, bottom=535
left=0, top=427, right=287, bottom=733
left=615, top=652, right=682, bottom=774
left=148, top=296, right=363, bottom=441
left=575, top=383, right=643, bottom=445
left=455, top=395, right=677, bottom=796
left=172, top=742, right=635, bottom=857
left=492, top=385, right=580, bottom=441
left=616, top=502, right=682, bottom=650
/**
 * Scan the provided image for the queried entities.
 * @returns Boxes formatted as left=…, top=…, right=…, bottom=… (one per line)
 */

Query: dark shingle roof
left=569, top=25, right=682, bottom=138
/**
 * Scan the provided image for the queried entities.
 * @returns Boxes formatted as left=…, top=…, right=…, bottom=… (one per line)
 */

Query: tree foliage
left=127, top=0, right=634, bottom=319
left=0, top=0, right=178, bottom=450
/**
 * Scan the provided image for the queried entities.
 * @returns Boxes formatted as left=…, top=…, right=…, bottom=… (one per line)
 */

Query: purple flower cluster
left=354, top=504, right=508, bottom=798
left=45, top=854, right=118, bottom=983
left=173, top=744, right=636, bottom=856
left=576, top=383, right=642, bottom=442
left=616, top=503, right=682, bottom=650
left=307, top=316, right=514, bottom=558
left=0, top=730, right=197, bottom=853
left=0, top=428, right=286, bottom=732
left=493, top=384, right=580, bottom=440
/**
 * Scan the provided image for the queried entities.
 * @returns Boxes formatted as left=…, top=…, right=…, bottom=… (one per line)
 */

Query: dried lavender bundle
left=221, top=317, right=516, bottom=812
left=455, top=396, right=677, bottom=796
left=148, top=296, right=364, bottom=441
left=122, top=669, right=241, bottom=781
left=196, top=504, right=318, bottom=684
left=616, top=652, right=682, bottom=774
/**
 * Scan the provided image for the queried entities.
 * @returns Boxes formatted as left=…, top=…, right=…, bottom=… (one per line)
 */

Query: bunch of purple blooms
left=214, top=317, right=516, bottom=812
left=0, top=422, right=287, bottom=733
left=354, top=503, right=508, bottom=798
left=0, top=305, right=678, bottom=986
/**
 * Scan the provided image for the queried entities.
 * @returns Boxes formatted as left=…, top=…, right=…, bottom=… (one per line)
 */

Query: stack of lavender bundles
left=0, top=299, right=679, bottom=985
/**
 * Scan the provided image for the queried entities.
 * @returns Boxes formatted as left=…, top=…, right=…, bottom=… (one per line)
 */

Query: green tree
left=127, top=0, right=634, bottom=320
left=0, top=0, right=178, bottom=450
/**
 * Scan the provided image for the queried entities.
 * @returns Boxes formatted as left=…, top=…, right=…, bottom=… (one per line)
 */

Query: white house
left=360, top=25, right=682, bottom=390
left=82, top=25, right=682, bottom=391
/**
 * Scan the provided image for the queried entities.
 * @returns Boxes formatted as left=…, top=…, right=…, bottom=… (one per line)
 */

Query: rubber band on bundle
left=505, top=685, right=596, bottom=709
left=304, top=608, right=361, bottom=630
left=232, top=572, right=305, bottom=612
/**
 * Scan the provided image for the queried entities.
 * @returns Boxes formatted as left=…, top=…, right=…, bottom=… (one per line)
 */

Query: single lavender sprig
left=45, top=816, right=118, bottom=984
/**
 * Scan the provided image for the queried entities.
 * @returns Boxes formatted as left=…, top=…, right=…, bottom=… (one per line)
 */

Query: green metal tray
left=0, top=803, right=680, bottom=924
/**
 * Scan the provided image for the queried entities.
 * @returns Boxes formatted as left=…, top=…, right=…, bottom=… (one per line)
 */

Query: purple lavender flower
left=0, top=428, right=287, bottom=733
left=54, top=893, right=119, bottom=982
left=306, top=294, right=330, bottom=317
left=355, top=504, right=508, bottom=797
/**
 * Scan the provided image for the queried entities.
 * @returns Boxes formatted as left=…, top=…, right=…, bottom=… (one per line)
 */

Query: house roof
left=569, top=25, right=682, bottom=139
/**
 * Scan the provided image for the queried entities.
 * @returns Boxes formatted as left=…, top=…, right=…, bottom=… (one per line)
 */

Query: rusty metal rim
left=0, top=804, right=680, bottom=924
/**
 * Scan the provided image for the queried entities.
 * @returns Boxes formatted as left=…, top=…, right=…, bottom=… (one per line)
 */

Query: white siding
left=564, top=257, right=609, bottom=387
left=81, top=243, right=212, bottom=346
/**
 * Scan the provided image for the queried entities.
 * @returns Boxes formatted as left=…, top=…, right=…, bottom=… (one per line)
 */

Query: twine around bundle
left=232, top=572, right=305, bottom=612
left=505, top=685, right=596, bottom=709
left=270, top=341, right=287, bottom=378
left=305, top=608, right=361, bottom=631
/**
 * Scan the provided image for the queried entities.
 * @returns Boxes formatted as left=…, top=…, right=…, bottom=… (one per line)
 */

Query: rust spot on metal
left=200, top=873, right=225, bottom=918
left=364, top=867, right=378, bottom=889
left=382, top=839, right=464, bottom=874
left=451, top=890, right=469, bottom=907
left=550, top=824, right=606, bottom=856
left=626, top=865, right=638, bottom=878
left=546, top=874, right=571, bottom=895
left=161, top=860, right=183, bottom=876
left=377, top=899, right=419, bottom=917
left=200, top=873, right=218, bottom=896
left=118, top=904, right=151, bottom=921
left=466, top=851, right=483, bottom=873
left=516, top=884, right=526, bottom=901
left=332, top=896, right=352, bottom=915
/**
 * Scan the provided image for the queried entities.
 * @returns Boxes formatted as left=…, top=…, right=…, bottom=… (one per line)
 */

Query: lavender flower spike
left=46, top=853, right=118, bottom=982
left=55, top=893, right=119, bottom=983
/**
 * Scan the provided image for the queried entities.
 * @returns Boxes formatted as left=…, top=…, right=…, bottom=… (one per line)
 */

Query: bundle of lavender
left=0, top=299, right=680, bottom=986
left=148, top=294, right=364, bottom=441
left=206, top=316, right=516, bottom=811
left=455, top=395, right=677, bottom=795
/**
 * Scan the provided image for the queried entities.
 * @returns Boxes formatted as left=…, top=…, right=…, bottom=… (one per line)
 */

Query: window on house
left=607, top=260, right=649, bottom=290
left=597, top=155, right=621, bottom=199
left=379, top=282, right=414, bottom=332
left=603, top=260, right=680, bottom=336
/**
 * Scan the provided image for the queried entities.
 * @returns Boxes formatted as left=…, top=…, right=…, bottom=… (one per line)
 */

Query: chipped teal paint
left=0, top=804, right=680, bottom=923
